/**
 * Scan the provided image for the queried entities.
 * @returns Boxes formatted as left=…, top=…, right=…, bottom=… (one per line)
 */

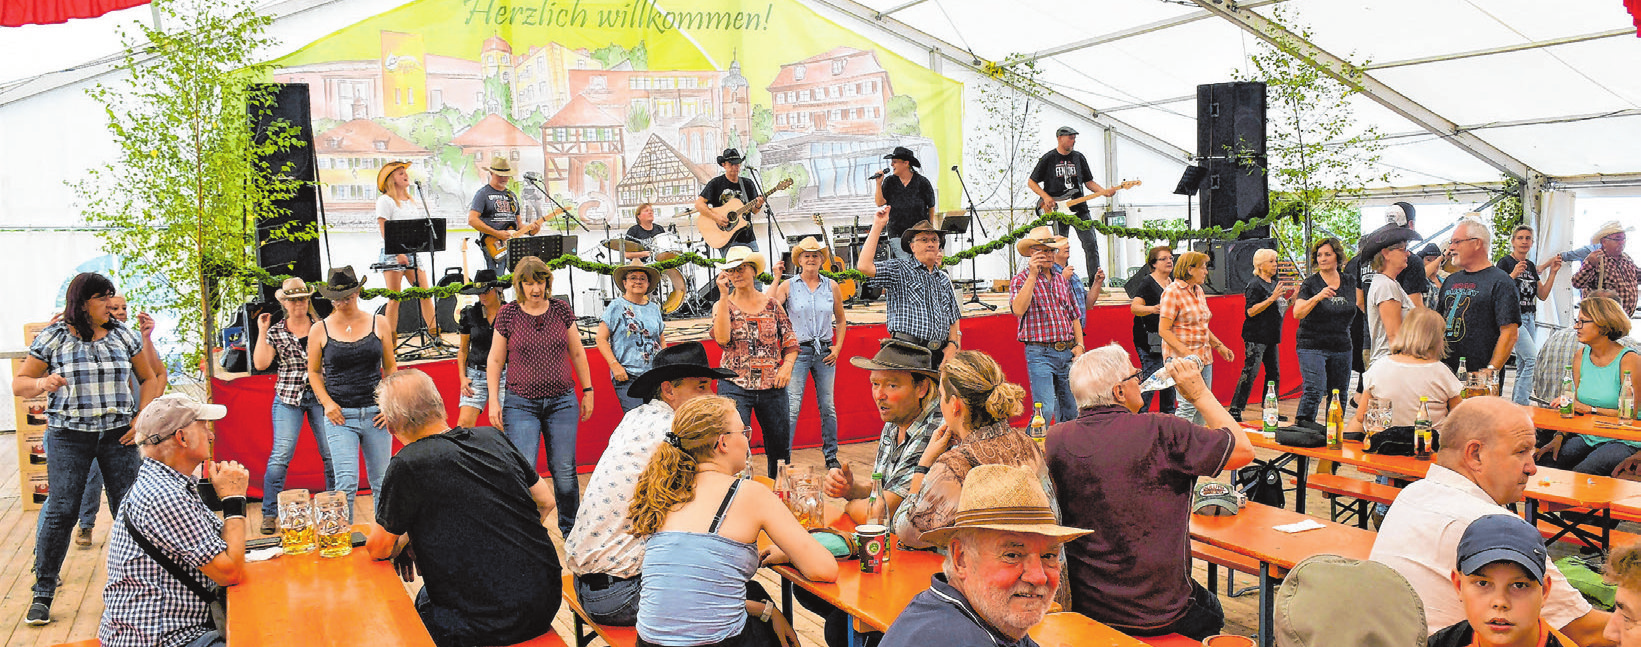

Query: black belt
left=577, top=572, right=639, bottom=591
left=1024, top=340, right=1076, bottom=352
left=889, top=331, right=948, bottom=352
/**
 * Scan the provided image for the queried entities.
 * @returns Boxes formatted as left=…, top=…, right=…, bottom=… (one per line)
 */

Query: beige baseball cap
left=134, top=394, right=228, bottom=446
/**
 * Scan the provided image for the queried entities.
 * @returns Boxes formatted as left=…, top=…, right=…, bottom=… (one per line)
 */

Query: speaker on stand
left=1196, top=82, right=1270, bottom=240
left=250, top=83, right=323, bottom=303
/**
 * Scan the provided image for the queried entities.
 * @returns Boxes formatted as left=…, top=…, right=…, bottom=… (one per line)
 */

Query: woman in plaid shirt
left=251, top=278, right=336, bottom=535
left=1157, top=251, right=1235, bottom=424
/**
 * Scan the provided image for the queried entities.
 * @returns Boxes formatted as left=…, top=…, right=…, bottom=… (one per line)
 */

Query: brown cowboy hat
left=376, top=160, right=411, bottom=194
left=611, top=260, right=662, bottom=291
left=899, top=220, right=946, bottom=254
left=1014, top=226, right=1069, bottom=257
left=849, top=339, right=939, bottom=378
left=920, top=464, right=1093, bottom=547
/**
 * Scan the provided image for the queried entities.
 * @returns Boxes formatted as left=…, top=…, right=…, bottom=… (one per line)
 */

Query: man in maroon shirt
left=1047, top=344, right=1254, bottom=639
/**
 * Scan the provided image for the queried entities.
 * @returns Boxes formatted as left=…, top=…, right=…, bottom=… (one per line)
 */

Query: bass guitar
left=810, top=214, right=857, bottom=301
left=1036, top=179, right=1143, bottom=214
left=694, top=178, right=794, bottom=249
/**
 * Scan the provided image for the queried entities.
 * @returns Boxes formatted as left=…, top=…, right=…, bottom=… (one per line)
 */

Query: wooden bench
left=1305, top=474, right=1401, bottom=529
left=49, top=641, right=99, bottom=647
left=1192, top=540, right=1286, bottom=598
left=489, top=630, right=568, bottom=647
left=561, top=574, right=639, bottom=647
left=1534, top=518, right=1641, bottom=552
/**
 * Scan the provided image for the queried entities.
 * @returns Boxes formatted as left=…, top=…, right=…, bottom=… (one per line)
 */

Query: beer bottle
left=1262, top=381, right=1279, bottom=439
left=1326, top=390, right=1343, bottom=449
left=1029, top=403, right=1047, bottom=446
left=1620, top=370, right=1636, bottom=426
left=868, top=472, right=889, bottom=562
left=1455, top=358, right=1469, bottom=397
left=774, top=460, right=791, bottom=505
left=1414, top=396, right=1433, bottom=460
left=1560, top=366, right=1576, bottom=419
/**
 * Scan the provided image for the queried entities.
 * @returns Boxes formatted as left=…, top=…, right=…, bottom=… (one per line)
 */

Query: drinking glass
left=314, top=491, right=352, bottom=558
left=278, top=489, right=316, bottom=556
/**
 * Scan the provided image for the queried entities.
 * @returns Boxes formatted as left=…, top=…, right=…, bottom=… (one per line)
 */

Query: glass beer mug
left=314, top=491, right=352, bottom=558
left=278, top=489, right=317, bottom=556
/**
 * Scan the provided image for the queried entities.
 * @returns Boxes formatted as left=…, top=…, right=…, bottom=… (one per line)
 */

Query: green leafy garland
left=245, top=210, right=1289, bottom=300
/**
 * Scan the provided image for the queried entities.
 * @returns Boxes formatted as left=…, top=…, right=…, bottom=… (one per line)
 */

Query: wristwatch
left=582, top=387, right=593, bottom=394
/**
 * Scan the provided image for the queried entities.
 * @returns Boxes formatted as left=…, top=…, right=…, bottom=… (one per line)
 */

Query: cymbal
left=603, top=238, right=648, bottom=252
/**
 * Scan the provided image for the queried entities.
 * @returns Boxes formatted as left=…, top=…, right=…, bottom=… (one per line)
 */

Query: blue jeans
left=1139, top=346, right=1176, bottom=414
left=502, top=392, right=581, bottom=535
left=1024, top=344, right=1077, bottom=425
left=263, top=392, right=337, bottom=517
left=35, top=427, right=141, bottom=598
left=1512, top=313, right=1538, bottom=406
left=574, top=575, right=641, bottom=626
left=78, top=461, right=102, bottom=530
left=612, top=377, right=643, bottom=413
left=719, top=381, right=791, bottom=477
left=323, top=405, right=392, bottom=519
left=1296, top=348, right=1352, bottom=423
left=1230, top=342, right=1279, bottom=413
left=1557, top=436, right=1639, bottom=475
left=1175, top=363, right=1216, bottom=425
left=787, top=342, right=839, bottom=466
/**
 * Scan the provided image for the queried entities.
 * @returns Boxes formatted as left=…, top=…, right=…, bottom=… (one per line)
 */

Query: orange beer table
left=1532, top=406, right=1641, bottom=441
left=1189, top=501, right=1376, bottom=647
left=227, top=529, right=434, bottom=647
left=1028, top=612, right=1150, bottom=647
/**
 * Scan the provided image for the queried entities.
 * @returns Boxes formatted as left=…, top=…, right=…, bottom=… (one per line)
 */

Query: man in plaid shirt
left=1010, top=227, right=1085, bottom=424
left=1571, top=221, right=1638, bottom=316
left=101, top=394, right=249, bottom=647
left=858, top=204, right=963, bottom=364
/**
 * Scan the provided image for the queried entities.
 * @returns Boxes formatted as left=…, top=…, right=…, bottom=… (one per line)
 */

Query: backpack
left=1234, top=463, right=1285, bottom=508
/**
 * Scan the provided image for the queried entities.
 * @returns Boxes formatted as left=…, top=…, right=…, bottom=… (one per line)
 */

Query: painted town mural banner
left=272, top=0, right=963, bottom=235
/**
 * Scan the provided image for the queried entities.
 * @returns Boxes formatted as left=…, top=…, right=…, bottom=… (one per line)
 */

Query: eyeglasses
left=1574, top=318, right=1595, bottom=328
left=1449, top=237, right=1480, bottom=246
left=1123, top=369, right=1144, bottom=384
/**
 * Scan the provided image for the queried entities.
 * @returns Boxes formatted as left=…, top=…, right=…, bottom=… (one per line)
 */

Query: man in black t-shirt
left=1438, top=219, right=1521, bottom=375
left=873, top=146, right=937, bottom=259
left=1029, top=126, right=1115, bottom=279
left=467, top=158, right=543, bottom=273
left=367, top=370, right=562, bottom=647
left=694, top=148, right=764, bottom=255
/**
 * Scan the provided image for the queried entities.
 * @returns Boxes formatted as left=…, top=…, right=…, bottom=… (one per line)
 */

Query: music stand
left=939, top=212, right=993, bottom=311
left=506, top=235, right=574, bottom=273
left=384, top=218, right=455, bottom=361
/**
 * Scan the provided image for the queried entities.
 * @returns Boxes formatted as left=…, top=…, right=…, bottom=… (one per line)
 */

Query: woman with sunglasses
left=710, top=246, right=798, bottom=477
left=1539, top=297, right=1641, bottom=475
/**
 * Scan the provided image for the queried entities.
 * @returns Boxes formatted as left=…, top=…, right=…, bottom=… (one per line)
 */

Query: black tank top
left=322, top=330, right=383, bottom=408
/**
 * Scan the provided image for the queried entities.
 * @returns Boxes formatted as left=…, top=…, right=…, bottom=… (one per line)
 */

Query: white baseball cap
left=134, top=394, right=228, bottom=446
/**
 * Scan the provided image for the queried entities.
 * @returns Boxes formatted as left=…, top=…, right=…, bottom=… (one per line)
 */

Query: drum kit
left=599, top=227, right=721, bottom=320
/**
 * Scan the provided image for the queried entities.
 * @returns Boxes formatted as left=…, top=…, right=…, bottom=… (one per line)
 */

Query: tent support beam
left=1363, top=29, right=1634, bottom=71
left=1189, top=0, right=1534, bottom=182
left=874, top=0, right=928, bottom=20
left=1017, top=0, right=1288, bottom=64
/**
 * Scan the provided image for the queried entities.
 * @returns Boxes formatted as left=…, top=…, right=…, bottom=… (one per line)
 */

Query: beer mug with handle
left=314, top=491, right=352, bottom=558
left=278, top=489, right=316, bottom=556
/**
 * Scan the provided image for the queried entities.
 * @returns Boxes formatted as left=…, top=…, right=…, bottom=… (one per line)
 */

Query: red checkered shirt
left=1009, top=268, right=1079, bottom=343
left=1158, top=280, right=1215, bottom=362
left=1572, top=252, right=1639, bottom=316
left=266, top=319, right=314, bottom=406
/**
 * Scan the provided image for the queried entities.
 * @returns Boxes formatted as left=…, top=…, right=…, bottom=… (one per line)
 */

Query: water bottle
left=1029, top=403, right=1047, bottom=445
left=774, top=460, right=792, bottom=505
left=1414, top=397, right=1433, bottom=460
left=1326, top=390, right=1343, bottom=449
left=1455, top=358, right=1469, bottom=396
left=1621, top=370, right=1635, bottom=426
left=1262, top=381, right=1279, bottom=440
left=1560, top=366, right=1576, bottom=419
left=1140, top=355, right=1201, bottom=392
left=868, top=472, right=888, bottom=562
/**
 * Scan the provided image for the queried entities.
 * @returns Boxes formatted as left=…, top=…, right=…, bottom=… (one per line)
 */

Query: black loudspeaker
left=252, top=83, right=322, bottom=303
left=435, top=267, right=464, bottom=333
left=1195, top=238, right=1278, bottom=296
left=1196, top=82, right=1269, bottom=239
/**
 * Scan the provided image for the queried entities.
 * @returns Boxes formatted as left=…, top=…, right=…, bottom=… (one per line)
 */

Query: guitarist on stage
left=872, top=146, right=936, bottom=261
left=467, top=157, right=542, bottom=272
left=1028, top=126, right=1117, bottom=278
left=693, top=148, right=764, bottom=255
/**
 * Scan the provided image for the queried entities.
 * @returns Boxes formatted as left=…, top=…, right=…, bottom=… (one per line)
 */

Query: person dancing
left=597, top=261, right=666, bottom=412
left=13, top=272, right=163, bottom=625
left=253, top=278, right=336, bottom=534
left=488, top=255, right=594, bottom=535
left=308, top=266, right=397, bottom=517
left=1127, top=246, right=1177, bottom=413
left=711, top=247, right=799, bottom=477
left=768, top=236, right=847, bottom=469
left=456, top=269, right=509, bottom=427
left=376, top=161, right=436, bottom=335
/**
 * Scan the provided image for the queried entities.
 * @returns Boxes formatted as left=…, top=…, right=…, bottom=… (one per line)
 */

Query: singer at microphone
left=872, top=146, right=936, bottom=253
left=867, top=168, right=890, bottom=180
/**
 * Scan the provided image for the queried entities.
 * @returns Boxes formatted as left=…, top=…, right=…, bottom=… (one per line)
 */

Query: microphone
left=950, top=165, right=959, bottom=172
left=412, top=179, right=423, bottom=191
left=523, top=171, right=543, bottom=182
left=868, top=168, right=890, bottom=180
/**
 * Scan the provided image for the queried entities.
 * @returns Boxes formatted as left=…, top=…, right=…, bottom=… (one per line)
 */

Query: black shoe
left=24, top=599, right=50, bottom=626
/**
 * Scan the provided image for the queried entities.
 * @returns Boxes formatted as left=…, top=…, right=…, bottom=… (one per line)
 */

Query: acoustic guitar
left=477, top=206, right=567, bottom=261
left=811, top=214, right=857, bottom=301
left=694, top=178, right=794, bottom=249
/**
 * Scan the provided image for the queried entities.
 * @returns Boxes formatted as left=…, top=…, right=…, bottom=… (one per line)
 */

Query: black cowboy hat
left=849, top=339, right=939, bottom=378
left=628, top=341, right=738, bottom=403
left=459, top=269, right=508, bottom=295
left=1358, top=224, right=1423, bottom=265
left=899, top=219, right=947, bottom=254
left=716, top=148, right=745, bottom=165
left=883, top=146, right=921, bottom=169
left=317, top=266, right=367, bottom=300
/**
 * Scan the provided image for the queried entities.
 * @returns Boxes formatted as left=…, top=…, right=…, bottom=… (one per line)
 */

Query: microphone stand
left=951, top=166, right=995, bottom=311
left=747, top=166, right=783, bottom=282
left=524, top=174, right=589, bottom=315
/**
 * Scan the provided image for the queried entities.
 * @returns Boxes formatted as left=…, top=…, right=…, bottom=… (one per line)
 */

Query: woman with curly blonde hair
left=891, top=350, right=1060, bottom=549
left=627, top=396, right=836, bottom=647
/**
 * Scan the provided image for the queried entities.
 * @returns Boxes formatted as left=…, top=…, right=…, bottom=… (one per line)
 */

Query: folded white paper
left=247, top=547, right=285, bottom=562
left=1273, top=520, right=1326, bottom=534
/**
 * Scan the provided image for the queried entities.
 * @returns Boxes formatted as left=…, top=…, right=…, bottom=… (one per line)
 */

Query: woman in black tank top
left=308, top=266, right=398, bottom=517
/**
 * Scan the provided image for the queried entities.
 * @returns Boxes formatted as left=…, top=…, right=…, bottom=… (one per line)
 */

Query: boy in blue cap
left=1429, top=514, right=1575, bottom=647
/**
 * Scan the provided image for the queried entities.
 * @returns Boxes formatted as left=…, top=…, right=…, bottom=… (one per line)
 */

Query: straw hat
left=487, top=157, right=517, bottom=177
left=376, top=161, right=411, bottom=194
left=719, top=246, right=766, bottom=275
left=790, top=236, right=828, bottom=258
left=611, top=260, right=662, bottom=290
left=920, top=464, right=1093, bottom=547
left=1593, top=220, right=1634, bottom=245
left=1014, top=226, right=1069, bottom=257
left=274, top=277, right=313, bottom=301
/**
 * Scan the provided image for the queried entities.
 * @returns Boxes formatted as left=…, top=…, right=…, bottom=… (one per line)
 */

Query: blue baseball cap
left=1457, top=514, right=1547, bottom=583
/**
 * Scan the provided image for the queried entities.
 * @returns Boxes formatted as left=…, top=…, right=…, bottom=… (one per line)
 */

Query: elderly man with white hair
left=879, top=464, right=1092, bottom=647
left=1045, top=344, right=1254, bottom=639
left=100, top=394, right=247, bottom=647
left=1436, top=218, right=1522, bottom=377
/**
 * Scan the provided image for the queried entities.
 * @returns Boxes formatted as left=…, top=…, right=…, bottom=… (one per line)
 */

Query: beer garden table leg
left=1259, top=562, right=1277, bottom=647
left=781, top=579, right=793, bottom=621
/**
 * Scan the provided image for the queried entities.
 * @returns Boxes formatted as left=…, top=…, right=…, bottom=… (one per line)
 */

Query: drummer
left=624, top=203, right=661, bottom=261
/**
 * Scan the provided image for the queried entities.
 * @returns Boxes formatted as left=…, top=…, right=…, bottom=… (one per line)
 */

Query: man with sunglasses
left=1437, top=219, right=1521, bottom=378
left=1571, top=222, right=1637, bottom=316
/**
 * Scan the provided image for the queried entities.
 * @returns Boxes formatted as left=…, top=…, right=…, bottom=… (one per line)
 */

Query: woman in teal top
left=1549, top=297, right=1640, bottom=475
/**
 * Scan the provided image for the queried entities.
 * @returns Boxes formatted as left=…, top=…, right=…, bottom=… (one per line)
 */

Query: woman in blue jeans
left=308, top=266, right=397, bottom=518
left=711, top=247, right=799, bottom=477
left=253, top=277, right=336, bottom=534
left=769, top=237, right=847, bottom=469
left=14, top=272, right=163, bottom=625
left=596, top=261, right=666, bottom=413
left=489, top=255, right=595, bottom=535
left=1497, top=225, right=1564, bottom=406
left=1291, top=238, right=1359, bottom=424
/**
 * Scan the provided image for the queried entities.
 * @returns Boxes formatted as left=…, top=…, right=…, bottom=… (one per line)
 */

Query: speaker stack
left=250, top=83, right=323, bottom=303
left=1195, top=81, right=1275, bottom=295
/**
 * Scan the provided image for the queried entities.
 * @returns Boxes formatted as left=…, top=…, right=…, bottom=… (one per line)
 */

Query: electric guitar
left=811, top=214, right=857, bottom=302
left=477, top=206, right=568, bottom=261
left=1036, top=179, right=1143, bottom=214
left=694, top=178, right=794, bottom=249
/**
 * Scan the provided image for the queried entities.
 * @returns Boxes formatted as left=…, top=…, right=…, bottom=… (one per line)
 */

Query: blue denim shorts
left=459, top=366, right=505, bottom=410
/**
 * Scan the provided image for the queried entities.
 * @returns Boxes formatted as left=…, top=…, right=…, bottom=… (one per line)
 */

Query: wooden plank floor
left=0, top=384, right=1544, bottom=646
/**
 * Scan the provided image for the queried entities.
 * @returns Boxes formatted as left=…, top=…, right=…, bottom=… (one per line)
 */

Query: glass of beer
left=1464, top=372, right=1490, bottom=400
left=314, top=491, right=352, bottom=559
left=278, top=489, right=317, bottom=556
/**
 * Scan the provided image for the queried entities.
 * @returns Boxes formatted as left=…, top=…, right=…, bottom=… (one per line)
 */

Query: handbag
left=1234, top=464, right=1285, bottom=508
left=123, top=515, right=229, bottom=636
left=1274, top=426, right=1326, bottom=448
left=1365, top=425, right=1417, bottom=457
